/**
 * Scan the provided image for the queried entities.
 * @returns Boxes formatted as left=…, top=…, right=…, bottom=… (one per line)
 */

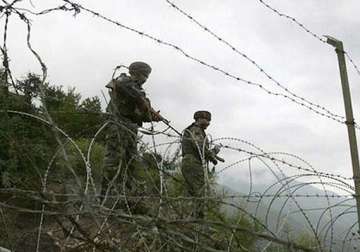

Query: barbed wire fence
left=164, top=0, right=344, bottom=121
left=256, top=0, right=360, bottom=81
left=2, top=109, right=359, bottom=251
left=0, top=1, right=360, bottom=251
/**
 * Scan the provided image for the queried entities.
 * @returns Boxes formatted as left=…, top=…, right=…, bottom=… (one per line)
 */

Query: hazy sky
left=2, top=0, right=360, bottom=190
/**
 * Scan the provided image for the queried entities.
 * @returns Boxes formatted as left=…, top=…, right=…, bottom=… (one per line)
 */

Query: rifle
left=144, top=99, right=225, bottom=163
left=142, top=100, right=183, bottom=136
left=215, top=155, right=225, bottom=163
left=160, top=116, right=183, bottom=136
left=212, top=144, right=225, bottom=163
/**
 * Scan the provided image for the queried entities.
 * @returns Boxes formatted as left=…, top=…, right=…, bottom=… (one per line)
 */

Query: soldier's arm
left=206, top=149, right=218, bottom=165
left=106, top=74, right=137, bottom=96
left=188, top=127, right=204, bottom=148
left=110, top=78, right=162, bottom=122
left=187, top=127, right=212, bottom=160
left=139, top=97, right=162, bottom=122
left=113, top=81, right=153, bottom=111
left=113, top=80, right=144, bottom=100
left=193, top=128, right=222, bottom=164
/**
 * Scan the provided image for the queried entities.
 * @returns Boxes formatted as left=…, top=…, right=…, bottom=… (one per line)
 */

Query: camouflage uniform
left=181, top=112, right=217, bottom=218
left=102, top=64, right=158, bottom=196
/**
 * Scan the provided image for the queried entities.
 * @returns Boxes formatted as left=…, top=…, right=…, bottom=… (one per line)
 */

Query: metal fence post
left=326, top=35, right=360, bottom=231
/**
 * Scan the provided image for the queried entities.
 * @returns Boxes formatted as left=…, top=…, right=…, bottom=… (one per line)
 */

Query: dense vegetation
left=0, top=71, right=103, bottom=189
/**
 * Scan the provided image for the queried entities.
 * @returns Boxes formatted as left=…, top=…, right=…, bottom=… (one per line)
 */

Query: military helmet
left=194, top=110, right=211, bottom=121
left=129, top=61, right=152, bottom=76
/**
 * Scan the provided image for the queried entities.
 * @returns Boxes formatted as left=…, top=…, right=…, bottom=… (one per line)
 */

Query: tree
left=0, top=71, right=105, bottom=188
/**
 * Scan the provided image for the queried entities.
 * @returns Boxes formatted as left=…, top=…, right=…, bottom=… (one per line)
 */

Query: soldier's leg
left=181, top=155, right=196, bottom=196
left=101, top=125, right=124, bottom=198
left=181, top=155, right=205, bottom=218
left=192, top=166, right=205, bottom=218
left=121, top=127, right=138, bottom=193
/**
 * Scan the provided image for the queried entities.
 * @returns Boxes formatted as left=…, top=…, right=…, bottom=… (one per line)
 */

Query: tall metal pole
left=326, top=35, right=360, bottom=231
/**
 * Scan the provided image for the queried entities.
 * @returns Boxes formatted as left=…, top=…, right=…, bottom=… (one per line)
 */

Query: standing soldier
left=181, top=111, right=223, bottom=218
left=102, top=61, right=162, bottom=198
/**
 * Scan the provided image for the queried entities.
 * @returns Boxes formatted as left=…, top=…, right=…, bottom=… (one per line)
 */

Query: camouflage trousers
left=181, top=154, right=206, bottom=218
left=101, top=121, right=138, bottom=198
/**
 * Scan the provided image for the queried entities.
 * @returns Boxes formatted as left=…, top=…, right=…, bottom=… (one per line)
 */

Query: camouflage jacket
left=106, top=73, right=156, bottom=126
left=181, top=123, right=216, bottom=163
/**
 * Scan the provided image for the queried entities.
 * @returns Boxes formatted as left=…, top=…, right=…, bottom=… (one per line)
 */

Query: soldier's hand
left=211, top=159, right=218, bottom=166
left=212, top=147, right=220, bottom=155
left=152, top=110, right=163, bottom=122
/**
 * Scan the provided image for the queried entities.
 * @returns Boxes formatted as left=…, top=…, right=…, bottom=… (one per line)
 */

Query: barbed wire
left=2, top=187, right=355, bottom=200
left=14, top=3, right=79, bottom=16
left=213, top=137, right=355, bottom=182
left=1, top=1, right=359, bottom=251
left=0, top=4, right=18, bottom=94
left=219, top=144, right=355, bottom=250
left=257, top=0, right=326, bottom=43
left=260, top=1, right=360, bottom=132
left=214, top=137, right=350, bottom=247
left=3, top=0, right=357, bottom=131
left=1, top=114, right=356, bottom=251
left=163, top=4, right=360, bottom=235
left=0, top=3, right=101, bottom=248
left=221, top=144, right=355, bottom=182
left=345, top=52, right=360, bottom=77
left=165, top=0, right=345, bottom=122
left=52, top=0, right=356, bottom=130
left=257, top=0, right=360, bottom=84
left=3, top=107, right=355, bottom=250
left=212, top=136, right=354, bottom=249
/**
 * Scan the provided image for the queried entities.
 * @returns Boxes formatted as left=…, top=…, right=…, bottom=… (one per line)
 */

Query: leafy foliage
left=0, top=71, right=104, bottom=189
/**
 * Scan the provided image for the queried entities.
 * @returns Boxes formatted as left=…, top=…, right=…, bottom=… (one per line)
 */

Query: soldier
left=181, top=111, right=223, bottom=218
left=102, top=61, right=162, bottom=199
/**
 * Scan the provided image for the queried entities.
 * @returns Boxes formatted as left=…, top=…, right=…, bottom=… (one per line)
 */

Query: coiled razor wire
left=1, top=0, right=360, bottom=250
left=5, top=109, right=360, bottom=250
